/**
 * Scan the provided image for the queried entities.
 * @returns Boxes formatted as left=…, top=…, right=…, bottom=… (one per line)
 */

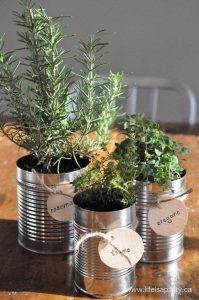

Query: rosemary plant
left=117, top=114, right=190, bottom=186
left=0, top=0, right=123, bottom=173
left=72, top=30, right=123, bottom=156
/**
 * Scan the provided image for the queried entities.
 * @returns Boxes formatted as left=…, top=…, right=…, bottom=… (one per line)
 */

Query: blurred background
left=1, top=0, right=199, bottom=122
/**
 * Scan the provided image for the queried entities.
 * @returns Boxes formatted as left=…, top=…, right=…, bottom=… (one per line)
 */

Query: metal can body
left=16, top=155, right=84, bottom=254
left=74, top=202, right=137, bottom=298
left=136, top=174, right=186, bottom=263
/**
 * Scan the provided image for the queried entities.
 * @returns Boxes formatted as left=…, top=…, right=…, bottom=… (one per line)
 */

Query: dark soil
left=73, top=189, right=130, bottom=212
left=17, top=154, right=89, bottom=174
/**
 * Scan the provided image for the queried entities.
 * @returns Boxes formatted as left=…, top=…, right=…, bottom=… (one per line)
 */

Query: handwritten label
left=111, top=247, right=131, bottom=256
left=148, top=199, right=188, bottom=236
left=98, top=228, right=144, bottom=269
left=47, top=183, right=75, bottom=222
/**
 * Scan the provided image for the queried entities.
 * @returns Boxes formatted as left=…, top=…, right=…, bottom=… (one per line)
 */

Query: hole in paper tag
left=98, top=228, right=144, bottom=269
left=47, top=183, right=75, bottom=222
left=148, top=199, right=188, bottom=236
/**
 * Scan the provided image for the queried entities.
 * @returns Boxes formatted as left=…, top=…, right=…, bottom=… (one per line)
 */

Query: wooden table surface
left=0, top=127, right=199, bottom=300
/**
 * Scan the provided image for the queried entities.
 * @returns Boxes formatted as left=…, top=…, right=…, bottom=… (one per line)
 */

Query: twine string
left=149, top=188, right=193, bottom=209
left=75, top=231, right=133, bottom=268
left=32, top=169, right=73, bottom=198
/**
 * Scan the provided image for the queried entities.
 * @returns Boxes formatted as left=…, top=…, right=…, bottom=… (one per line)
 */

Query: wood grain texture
left=0, top=130, right=198, bottom=300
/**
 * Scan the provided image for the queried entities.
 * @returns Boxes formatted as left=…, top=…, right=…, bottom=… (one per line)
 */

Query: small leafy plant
left=73, top=145, right=140, bottom=211
left=0, top=0, right=123, bottom=173
left=116, top=114, right=190, bottom=186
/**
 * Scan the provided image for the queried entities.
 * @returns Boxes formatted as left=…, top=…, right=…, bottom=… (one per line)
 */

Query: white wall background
left=1, top=0, right=199, bottom=122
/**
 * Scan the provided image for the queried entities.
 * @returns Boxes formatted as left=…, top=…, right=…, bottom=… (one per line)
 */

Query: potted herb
left=116, top=114, right=190, bottom=263
left=0, top=0, right=123, bottom=254
left=72, top=146, right=141, bottom=297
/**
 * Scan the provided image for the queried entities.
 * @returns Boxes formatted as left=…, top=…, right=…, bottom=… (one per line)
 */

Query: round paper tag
left=47, top=183, right=75, bottom=222
left=98, top=228, right=144, bottom=269
left=148, top=199, right=188, bottom=236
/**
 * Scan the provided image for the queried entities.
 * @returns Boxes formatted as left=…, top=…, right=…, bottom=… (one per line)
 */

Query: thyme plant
left=0, top=0, right=123, bottom=172
left=117, top=114, right=190, bottom=186
left=73, top=145, right=140, bottom=210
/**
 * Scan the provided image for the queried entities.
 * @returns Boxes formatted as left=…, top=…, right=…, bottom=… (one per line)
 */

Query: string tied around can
left=75, top=231, right=134, bottom=267
left=154, top=188, right=193, bottom=207
left=32, top=168, right=73, bottom=198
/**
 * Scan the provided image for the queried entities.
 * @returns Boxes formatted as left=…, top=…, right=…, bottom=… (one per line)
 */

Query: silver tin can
left=136, top=173, right=186, bottom=263
left=16, top=155, right=86, bottom=254
left=74, top=202, right=137, bottom=298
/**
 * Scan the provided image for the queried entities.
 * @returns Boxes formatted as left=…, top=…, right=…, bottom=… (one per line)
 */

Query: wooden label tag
left=98, top=228, right=144, bottom=269
left=47, top=183, right=74, bottom=222
left=148, top=199, right=188, bottom=236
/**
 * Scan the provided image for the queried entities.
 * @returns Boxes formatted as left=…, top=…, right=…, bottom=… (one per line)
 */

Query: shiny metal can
left=74, top=201, right=137, bottom=298
left=16, top=155, right=86, bottom=254
left=136, top=173, right=186, bottom=263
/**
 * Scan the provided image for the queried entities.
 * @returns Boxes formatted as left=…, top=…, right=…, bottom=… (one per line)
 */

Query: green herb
left=73, top=142, right=140, bottom=210
left=0, top=0, right=123, bottom=172
left=118, top=114, right=190, bottom=186
left=72, top=30, right=123, bottom=155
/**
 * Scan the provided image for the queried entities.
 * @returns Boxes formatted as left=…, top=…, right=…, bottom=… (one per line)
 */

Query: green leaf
left=154, top=148, right=161, bottom=156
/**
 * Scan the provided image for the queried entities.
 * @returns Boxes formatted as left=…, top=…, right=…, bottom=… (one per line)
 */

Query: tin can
left=74, top=200, right=137, bottom=298
left=16, top=155, right=87, bottom=254
left=136, top=173, right=186, bottom=263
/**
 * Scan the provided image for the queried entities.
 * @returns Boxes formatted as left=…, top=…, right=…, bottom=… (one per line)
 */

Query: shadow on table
left=1, top=219, right=198, bottom=298
left=184, top=236, right=199, bottom=250
left=0, top=194, right=6, bottom=206
left=0, top=219, right=87, bottom=297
